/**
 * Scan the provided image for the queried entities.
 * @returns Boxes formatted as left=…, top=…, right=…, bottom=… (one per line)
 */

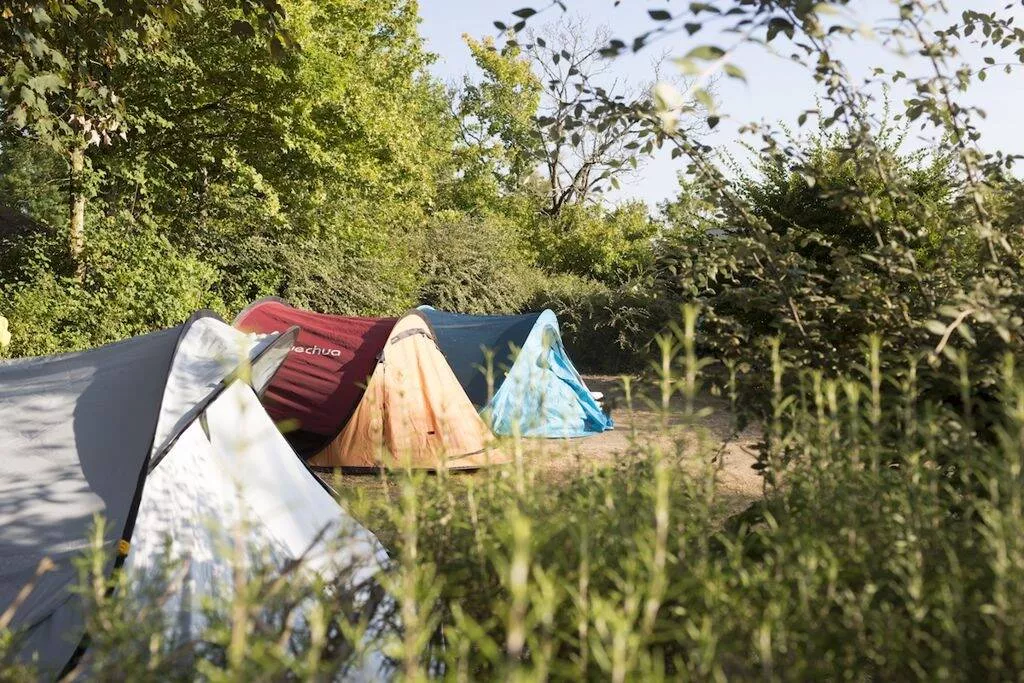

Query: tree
left=461, top=15, right=700, bottom=216
left=0, top=0, right=287, bottom=275
left=527, top=18, right=643, bottom=215
left=457, top=35, right=542, bottom=197
left=86, top=0, right=455, bottom=310
left=0, top=0, right=460, bottom=356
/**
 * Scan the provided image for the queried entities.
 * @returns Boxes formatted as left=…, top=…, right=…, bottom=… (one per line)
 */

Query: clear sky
left=418, top=1, right=1024, bottom=210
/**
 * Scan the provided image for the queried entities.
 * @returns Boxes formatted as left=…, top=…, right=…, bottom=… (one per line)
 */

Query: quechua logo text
left=292, top=345, right=342, bottom=357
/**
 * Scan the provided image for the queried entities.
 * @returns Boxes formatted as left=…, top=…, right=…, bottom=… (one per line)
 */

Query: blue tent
left=418, top=307, right=613, bottom=437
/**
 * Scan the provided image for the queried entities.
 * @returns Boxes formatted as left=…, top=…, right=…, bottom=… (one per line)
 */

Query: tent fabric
left=0, top=321, right=193, bottom=677
left=0, top=315, right=391, bottom=676
left=125, top=381, right=391, bottom=661
left=418, top=307, right=613, bottom=438
left=413, top=309, right=540, bottom=407
left=234, top=298, right=396, bottom=457
left=309, top=311, right=509, bottom=471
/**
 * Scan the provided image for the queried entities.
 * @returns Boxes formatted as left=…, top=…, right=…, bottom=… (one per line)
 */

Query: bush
left=655, top=131, right=1021, bottom=427
left=278, top=234, right=422, bottom=317
left=1, top=220, right=222, bottom=357
left=526, top=201, right=659, bottom=286
left=417, top=210, right=539, bottom=314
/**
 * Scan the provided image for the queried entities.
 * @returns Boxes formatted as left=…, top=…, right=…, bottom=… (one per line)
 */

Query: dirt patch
left=328, top=375, right=764, bottom=517
left=510, top=376, right=763, bottom=514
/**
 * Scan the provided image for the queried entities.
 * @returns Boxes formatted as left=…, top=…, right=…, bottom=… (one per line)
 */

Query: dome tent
left=234, top=297, right=396, bottom=457
left=0, top=314, right=392, bottom=677
left=309, top=310, right=507, bottom=470
left=235, top=299, right=506, bottom=471
left=417, top=307, right=613, bottom=438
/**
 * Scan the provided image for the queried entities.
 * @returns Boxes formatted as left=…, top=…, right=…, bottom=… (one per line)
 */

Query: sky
left=418, top=0, right=1024, bottom=210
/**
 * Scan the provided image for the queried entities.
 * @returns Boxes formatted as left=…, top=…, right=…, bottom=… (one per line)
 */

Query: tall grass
left=5, top=310, right=1024, bottom=680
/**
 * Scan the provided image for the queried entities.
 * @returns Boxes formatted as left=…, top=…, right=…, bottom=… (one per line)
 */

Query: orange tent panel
left=309, top=312, right=508, bottom=470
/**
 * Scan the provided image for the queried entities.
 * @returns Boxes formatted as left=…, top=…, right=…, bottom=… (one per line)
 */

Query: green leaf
left=684, top=45, right=726, bottom=61
left=723, top=63, right=746, bottom=81
left=512, top=7, right=537, bottom=19
left=767, top=17, right=795, bottom=42
left=648, top=9, right=672, bottom=21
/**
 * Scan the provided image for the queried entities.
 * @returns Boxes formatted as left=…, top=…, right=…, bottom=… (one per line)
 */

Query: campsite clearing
left=516, top=376, right=763, bottom=514
left=330, top=375, right=763, bottom=518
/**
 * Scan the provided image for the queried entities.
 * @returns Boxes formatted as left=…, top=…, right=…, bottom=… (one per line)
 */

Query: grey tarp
left=0, top=312, right=293, bottom=677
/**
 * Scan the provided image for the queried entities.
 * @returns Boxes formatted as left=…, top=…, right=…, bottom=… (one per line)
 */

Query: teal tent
left=418, top=307, right=612, bottom=438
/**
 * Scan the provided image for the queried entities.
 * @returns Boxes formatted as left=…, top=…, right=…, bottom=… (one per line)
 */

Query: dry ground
left=328, top=375, right=764, bottom=519
left=514, top=376, right=763, bottom=516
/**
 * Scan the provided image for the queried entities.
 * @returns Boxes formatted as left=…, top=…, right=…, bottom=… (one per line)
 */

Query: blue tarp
left=419, top=307, right=613, bottom=437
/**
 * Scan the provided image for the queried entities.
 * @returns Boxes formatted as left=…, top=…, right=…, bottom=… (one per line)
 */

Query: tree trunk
left=69, top=145, right=86, bottom=278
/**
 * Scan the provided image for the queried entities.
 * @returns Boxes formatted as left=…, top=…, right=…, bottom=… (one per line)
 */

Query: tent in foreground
left=235, top=299, right=507, bottom=470
left=0, top=315, right=392, bottom=677
left=418, top=307, right=613, bottom=438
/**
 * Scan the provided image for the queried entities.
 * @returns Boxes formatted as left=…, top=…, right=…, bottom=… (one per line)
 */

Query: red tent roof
left=234, top=299, right=396, bottom=456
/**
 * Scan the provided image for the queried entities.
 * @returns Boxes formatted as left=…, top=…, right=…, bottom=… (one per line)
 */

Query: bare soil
left=328, top=375, right=764, bottom=518
left=514, top=376, right=764, bottom=516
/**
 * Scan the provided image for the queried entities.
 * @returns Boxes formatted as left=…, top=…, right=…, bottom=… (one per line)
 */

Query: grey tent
left=0, top=313, right=391, bottom=677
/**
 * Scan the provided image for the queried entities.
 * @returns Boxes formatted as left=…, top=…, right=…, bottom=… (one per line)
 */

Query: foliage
left=1, top=220, right=222, bottom=357
left=458, top=35, right=542, bottom=194
left=279, top=233, right=421, bottom=317
left=527, top=200, right=658, bottom=284
left=0, top=0, right=289, bottom=273
left=0, top=0, right=460, bottom=339
left=418, top=210, right=539, bottom=315
left=651, top=128, right=1022, bottom=430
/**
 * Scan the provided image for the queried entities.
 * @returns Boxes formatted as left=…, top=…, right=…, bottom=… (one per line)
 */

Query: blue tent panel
left=419, top=307, right=613, bottom=437
left=416, top=308, right=540, bottom=406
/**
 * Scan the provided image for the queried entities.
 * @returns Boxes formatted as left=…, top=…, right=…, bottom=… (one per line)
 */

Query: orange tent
left=308, top=311, right=508, bottom=471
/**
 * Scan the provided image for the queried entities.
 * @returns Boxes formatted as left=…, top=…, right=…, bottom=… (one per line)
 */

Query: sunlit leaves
left=1, top=0, right=289, bottom=151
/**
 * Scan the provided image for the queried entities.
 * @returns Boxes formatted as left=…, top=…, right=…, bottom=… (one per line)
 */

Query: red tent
left=234, top=298, right=396, bottom=457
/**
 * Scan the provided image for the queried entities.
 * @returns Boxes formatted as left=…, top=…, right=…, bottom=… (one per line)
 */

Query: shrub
left=278, top=234, right=421, bottom=317
left=526, top=201, right=659, bottom=286
left=417, top=210, right=539, bottom=314
left=1, top=220, right=222, bottom=357
left=655, top=131, right=1020, bottom=427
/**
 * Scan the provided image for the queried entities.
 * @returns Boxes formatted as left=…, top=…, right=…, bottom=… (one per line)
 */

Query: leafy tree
left=0, top=0, right=288, bottom=274
left=525, top=17, right=666, bottom=215
left=457, top=35, right=542, bottom=199
left=4, top=0, right=458, bottom=316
